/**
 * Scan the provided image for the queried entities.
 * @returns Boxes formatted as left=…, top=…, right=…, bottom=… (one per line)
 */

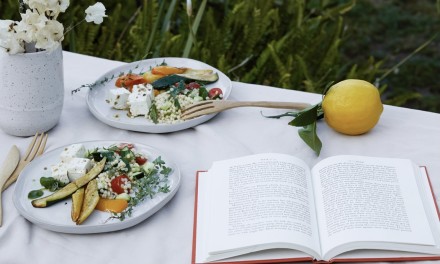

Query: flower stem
left=64, top=18, right=86, bottom=36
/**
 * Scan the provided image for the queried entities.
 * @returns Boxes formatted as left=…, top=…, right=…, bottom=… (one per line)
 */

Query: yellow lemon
left=322, top=79, right=383, bottom=135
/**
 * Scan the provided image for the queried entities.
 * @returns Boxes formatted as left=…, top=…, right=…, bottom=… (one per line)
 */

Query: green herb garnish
left=149, top=103, right=159, bottom=124
left=28, top=189, right=44, bottom=199
left=28, top=177, right=66, bottom=199
left=40, top=177, right=66, bottom=192
left=111, top=155, right=172, bottom=221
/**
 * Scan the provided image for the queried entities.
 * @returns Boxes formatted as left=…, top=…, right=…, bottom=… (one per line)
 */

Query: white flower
left=85, top=2, right=107, bottom=25
left=0, top=20, right=25, bottom=54
left=1, top=1, right=105, bottom=54
left=0, top=20, right=14, bottom=38
left=14, top=10, right=47, bottom=43
left=59, top=0, right=70, bottom=12
left=34, top=20, right=64, bottom=51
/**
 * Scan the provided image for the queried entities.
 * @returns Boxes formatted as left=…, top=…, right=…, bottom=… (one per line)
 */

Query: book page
left=204, top=153, right=321, bottom=262
left=311, top=155, right=439, bottom=260
left=195, top=172, right=314, bottom=264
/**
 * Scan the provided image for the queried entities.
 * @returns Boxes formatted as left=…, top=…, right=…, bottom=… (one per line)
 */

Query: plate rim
left=13, top=140, right=181, bottom=234
left=86, top=57, right=232, bottom=133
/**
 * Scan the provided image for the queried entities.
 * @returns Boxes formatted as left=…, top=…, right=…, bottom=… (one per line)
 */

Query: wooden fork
left=2, top=132, right=48, bottom=192
left=181, top=100, right=310, bottom=120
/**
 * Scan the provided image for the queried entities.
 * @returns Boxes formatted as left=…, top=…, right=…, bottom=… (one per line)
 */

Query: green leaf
left=160, top=166, right=172, bottom=176
left=149, top=103, right=158, bottom=124
left=289, top=104, right=319, bottom=126
left=153, top=156, right=165, bottom=166
left=39, top=177, right=66, bottom=192
left=298, top=122, right=322, bottom=156
left=28, top=189, right=44, bottom=199
left=198, top=87, right=208, bottom=99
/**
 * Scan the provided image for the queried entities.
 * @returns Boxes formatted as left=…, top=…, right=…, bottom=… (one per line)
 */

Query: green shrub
left=2, top=0, right=438, bottom=112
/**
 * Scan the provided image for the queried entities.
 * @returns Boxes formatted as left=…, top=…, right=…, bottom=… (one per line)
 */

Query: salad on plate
left=28, top=142, right=172, bottom=224
left=106, top=64, right=224, bottom=124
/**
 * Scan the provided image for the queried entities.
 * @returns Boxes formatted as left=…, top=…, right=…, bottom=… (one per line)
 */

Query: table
left=1, top=52, right=440, bottom=264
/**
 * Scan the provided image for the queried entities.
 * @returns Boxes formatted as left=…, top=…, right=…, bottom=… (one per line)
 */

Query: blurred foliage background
left=1, top=0, right=439, bottom=112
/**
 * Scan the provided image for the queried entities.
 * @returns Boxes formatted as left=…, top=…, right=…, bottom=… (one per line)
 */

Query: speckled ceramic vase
left=0, top=45, right=64, bottom=136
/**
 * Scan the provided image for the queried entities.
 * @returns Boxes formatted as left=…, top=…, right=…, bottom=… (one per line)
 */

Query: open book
left=192, top=153, right=440, bottom=263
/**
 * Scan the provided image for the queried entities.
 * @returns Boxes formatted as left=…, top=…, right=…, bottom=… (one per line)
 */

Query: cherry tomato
left=208, top=88, right=223, bottom=99
left=135, top=156, right=147, bottom=165
left=115, top=74, right=147, bottom=91
left=111, top=175, right=130, bottom=194
left=186, top=82, right=201, bottom=90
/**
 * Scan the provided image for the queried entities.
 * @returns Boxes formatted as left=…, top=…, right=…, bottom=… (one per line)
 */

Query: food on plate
left=151, top=65, right=186, bottom=75
left=71, top=188, right=84, bottom=222
left=106, top=64, right=223, bottom=124
left=29, top=143, right=172, bottom=224
left=76, top=179, right=99, bottom=225
left=150, top=68, right=218, bottom=89
left=95, top=198, right=128, bottom=213
left=115, top=74, right=148, bottom=91
left=31, top=158, right=106, bottom=208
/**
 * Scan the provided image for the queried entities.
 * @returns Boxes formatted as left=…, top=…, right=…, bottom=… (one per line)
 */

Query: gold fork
left=2, top=132, right=48, bottom=192
left=181, top=100, right=310, bottom=120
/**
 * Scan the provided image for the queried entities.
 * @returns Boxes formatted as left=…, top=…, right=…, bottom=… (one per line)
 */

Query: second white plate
left=86, top=57, right=232, bottom=133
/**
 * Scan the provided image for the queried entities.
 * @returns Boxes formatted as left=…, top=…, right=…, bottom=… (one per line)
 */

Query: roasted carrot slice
left=95, top=198, right=128, bottom=213
left=151, top=66, right=186, bottom=75
left=143, top=71, right=164, bottom=83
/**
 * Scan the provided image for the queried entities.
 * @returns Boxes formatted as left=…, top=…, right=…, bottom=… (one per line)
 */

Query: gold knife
left=0, top=145, right=20, bottom=226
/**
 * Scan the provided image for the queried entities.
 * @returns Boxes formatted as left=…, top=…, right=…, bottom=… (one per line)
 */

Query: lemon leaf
left=298, top=122, right=322, bottom=156
left=289, top=103, right=319, bottom=126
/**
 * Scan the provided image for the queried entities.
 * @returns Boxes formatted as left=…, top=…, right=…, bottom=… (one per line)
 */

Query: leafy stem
left=264, top=103, right=324, bottom=156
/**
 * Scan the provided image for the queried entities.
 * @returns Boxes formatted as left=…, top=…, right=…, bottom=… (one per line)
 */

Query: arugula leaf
left=98, top=150, right=116, bottom=162
left=40, top=177, right=66, bottom=192
left=28, top=189, right=44, bottom=199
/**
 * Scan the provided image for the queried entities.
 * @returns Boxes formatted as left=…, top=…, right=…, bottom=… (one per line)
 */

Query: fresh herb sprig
left=111, top=156, right=172, bottom=221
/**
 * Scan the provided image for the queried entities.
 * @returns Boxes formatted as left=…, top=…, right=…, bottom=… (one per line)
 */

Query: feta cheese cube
left=51, top=163, right=69, bottom=184
left=128, top=84, right=155, bottom=116
left=107, top=88, right=130, bottom=110
left=67, top=158, right=92, bottom=181
left=60, top=144, right=86, bottom=163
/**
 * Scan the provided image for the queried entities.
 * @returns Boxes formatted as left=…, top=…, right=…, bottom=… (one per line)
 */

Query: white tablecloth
left=1, top=52, right=440, bottom=264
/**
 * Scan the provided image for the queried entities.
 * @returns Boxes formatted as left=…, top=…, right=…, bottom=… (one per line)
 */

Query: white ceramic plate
left=86, top=57, right=232, bottom=133
left=13, top=140, right=180, bottom=234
